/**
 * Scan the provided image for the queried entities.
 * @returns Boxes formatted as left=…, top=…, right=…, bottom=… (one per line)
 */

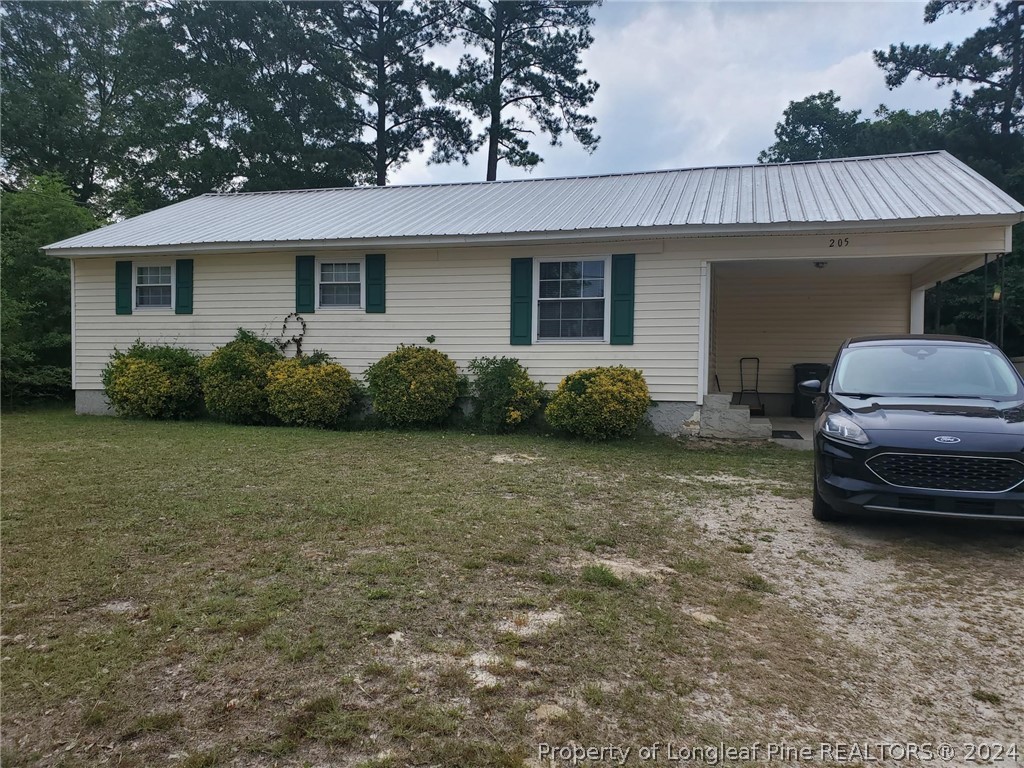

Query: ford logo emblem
left=934, top=436, right=961, bottom=444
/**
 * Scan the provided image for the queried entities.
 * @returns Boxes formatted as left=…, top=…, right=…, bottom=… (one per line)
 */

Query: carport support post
left=910, top=288, right=926, bottom=334
left=983, top=254, right=989, bottom=341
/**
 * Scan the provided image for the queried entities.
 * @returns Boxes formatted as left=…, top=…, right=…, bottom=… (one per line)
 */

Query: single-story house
left=44, top=150, right=1024, bottom=437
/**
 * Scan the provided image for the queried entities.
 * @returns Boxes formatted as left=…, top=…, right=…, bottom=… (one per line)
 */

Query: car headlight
left=821, top=414, right=869, bottom=445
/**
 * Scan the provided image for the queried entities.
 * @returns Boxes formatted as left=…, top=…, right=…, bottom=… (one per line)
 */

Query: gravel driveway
left=689, top=480, right=1023, bottom=763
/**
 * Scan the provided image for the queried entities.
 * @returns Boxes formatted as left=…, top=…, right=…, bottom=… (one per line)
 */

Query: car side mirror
left=798, top=379, right=822, bottom=396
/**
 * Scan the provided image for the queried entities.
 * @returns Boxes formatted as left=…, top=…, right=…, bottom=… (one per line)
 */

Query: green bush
left=544, top=366, right=651, bottom=440
left=468, top=356, right=544, bottom=433
left=102, top=341, right=202, bottom=419
left=199, top=329, right=282, bottom=424
left=1, top=365, right=71, bottom=405
left=364, top=345, right=459, bottom=427
left=266, top=356, right=356, bottom=429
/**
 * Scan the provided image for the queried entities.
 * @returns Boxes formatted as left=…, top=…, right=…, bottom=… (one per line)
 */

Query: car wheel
left=812, top=479, right=844, bottom=522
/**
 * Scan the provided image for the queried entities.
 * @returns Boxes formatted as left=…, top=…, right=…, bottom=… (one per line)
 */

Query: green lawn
left=3, top=409, right=824, bottom=767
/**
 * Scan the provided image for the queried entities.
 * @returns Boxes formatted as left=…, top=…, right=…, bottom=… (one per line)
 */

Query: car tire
left=812, top=480, right=844, bottom=522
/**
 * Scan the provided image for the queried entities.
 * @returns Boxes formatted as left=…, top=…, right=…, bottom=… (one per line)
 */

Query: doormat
left=771, top=430, right=803, bottom=440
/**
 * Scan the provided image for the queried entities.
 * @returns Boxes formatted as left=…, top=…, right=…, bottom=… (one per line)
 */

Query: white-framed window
left=134, top=264, right=174, bottom=310
left=317, top=258, right=364, bottom=309
left=534, top=256, right=610, bottom=342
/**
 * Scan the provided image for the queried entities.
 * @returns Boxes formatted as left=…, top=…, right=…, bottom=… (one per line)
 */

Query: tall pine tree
left=446, top=0, right=600, bottom=181
left=310, top=1, right=475, bottom=186
left=874, top=0, right=1022, bottom=137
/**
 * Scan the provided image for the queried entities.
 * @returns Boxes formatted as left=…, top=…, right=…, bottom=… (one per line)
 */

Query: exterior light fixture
left=814, top=261, right=827, bottom=269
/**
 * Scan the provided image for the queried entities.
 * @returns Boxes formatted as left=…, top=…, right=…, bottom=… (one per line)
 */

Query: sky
left=391, top=0, right=990, bottom=186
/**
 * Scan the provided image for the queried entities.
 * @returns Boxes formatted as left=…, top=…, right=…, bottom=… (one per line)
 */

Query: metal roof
left=45, top=151, right=1024, bottom=254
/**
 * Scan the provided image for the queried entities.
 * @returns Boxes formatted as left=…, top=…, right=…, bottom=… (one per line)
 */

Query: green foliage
left=3, top=1, right=607, bottom=201
left=448, top=0, right=600, bottom=180
left=266, top=357, right=356, bottom=429
left=167, top=2, right=369, bottom=193
left=199, top=329, right=282, bottom=425
left=545, top=366, right=651, bottom=440
left=102, top=342, right=202, bottom=420
left=1, top=2, right=197, bottom=210
left=364, top=345, right=460, bottom=427
left=0, top=175, right=98, bottom=403
left=757, top=91, right=863, bottom=164
left=467, top=356, right=544, bottom=433
left=758, top=92, right=950, bottom=164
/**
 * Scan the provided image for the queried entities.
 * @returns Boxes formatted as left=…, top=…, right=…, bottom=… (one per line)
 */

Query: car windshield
left=834, top=344, right=1023, bottom=400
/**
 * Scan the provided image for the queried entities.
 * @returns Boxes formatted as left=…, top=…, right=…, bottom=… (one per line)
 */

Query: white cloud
left=391, top=1, right=990, bottom=184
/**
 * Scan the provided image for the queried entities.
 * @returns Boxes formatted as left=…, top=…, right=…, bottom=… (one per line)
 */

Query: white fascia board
left=43, top=213, right=1023, bottom=259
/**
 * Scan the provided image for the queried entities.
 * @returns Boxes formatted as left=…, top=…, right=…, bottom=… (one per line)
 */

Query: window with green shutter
left=536, top=258, right=607, bottom=341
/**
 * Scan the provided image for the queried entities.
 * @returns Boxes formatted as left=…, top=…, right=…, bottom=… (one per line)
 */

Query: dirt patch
left=495, top=609, right=564, bottom=637
left=664, top=471, right=787, bottom=489
left=685, top=609, right=721, bottom=626
left=489, top=453, right=542, bottom=464
left=574, top=555, right=678, bottom=581
left=99, top=599, right=140, bottom=614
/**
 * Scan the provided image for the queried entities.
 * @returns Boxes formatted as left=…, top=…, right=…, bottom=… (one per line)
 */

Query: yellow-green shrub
left=199, top=329, right=282, bottom=424
left=544, top=366, right=651, bottom=440
left=364, top=345, right=459, bottom=427
left=468, top=356, right=544, bottom=433
left=266, top=357, right=355, bottom=428
left=102, top=342, right=202, bottom=419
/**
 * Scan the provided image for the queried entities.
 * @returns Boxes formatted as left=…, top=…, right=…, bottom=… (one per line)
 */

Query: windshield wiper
left=918, top=394, right=985, bottom=399
left=835, top=392, right=881, bottom=399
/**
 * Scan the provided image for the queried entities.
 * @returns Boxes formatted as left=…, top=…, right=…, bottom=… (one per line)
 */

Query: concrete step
left=703, top=393, right=733, bottom=410
left=700, top=411, right=769, bottom=437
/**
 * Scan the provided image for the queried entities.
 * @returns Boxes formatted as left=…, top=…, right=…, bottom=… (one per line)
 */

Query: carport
left=697, top=226, right=1014, bottom=440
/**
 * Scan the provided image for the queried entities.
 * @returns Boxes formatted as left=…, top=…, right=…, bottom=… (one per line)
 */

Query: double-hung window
left=536, top=258, right=608, bottom=341
left=318, top=261, right=362, bottom=308
left=135, top=265, right=173, bottom=309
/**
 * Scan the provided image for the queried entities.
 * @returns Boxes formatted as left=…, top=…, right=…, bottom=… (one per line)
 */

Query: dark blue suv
left=799, top=335, right=1024, bottom=523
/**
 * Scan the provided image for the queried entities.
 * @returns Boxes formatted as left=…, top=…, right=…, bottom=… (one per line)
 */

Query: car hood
left=836, top=396, right=1024, bottom=435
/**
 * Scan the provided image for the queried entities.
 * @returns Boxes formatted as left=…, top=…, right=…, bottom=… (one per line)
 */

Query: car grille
left=867, top=453, right=1024, bottom=493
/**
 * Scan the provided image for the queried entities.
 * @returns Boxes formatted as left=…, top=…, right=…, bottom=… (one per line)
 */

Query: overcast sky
left=391, top=0, right=989, bottom=185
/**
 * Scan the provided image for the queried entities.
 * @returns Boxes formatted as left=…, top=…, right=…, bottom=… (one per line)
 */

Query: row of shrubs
left=102, top=329, right=652, bottom=439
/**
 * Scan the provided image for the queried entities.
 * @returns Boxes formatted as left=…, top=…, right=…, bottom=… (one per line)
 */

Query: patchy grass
left=580, top=564, right=624, bottom=589
left=3, top=409, right=838, bottom=766
left=971, top=689, right=1003, bottom=705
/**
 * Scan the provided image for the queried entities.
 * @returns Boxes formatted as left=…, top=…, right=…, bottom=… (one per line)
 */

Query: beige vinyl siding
left=72, top=245, right=703, bottom=401
left=713, top=271, right=911, bottom=394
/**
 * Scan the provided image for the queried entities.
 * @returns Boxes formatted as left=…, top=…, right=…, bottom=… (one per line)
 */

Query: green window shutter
left=510, top=258, right=533, bottom=345
left=610, top=253, right=635, bottom=345
left=296, top=254, right=315, bottom=313
left=115, top=261, right=133, bottom=315
left=365, top=254, right=386, bottom=313
left=174, top=259, right=194, bottom=315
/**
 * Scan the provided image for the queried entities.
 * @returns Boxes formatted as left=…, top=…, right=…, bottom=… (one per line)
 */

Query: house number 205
left=828, top=237, right=850, bottom=248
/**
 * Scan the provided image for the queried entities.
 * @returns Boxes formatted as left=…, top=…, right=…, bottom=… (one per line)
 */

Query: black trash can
left=792, top=363, right=830, bottom=418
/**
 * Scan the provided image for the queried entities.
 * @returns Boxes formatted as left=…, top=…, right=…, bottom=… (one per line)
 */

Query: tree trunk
left=1004, top=0, right=1022, bottom=137
left=374, top=1, right=388, bottom=186
left=485, top=2, right=503, bottom=181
